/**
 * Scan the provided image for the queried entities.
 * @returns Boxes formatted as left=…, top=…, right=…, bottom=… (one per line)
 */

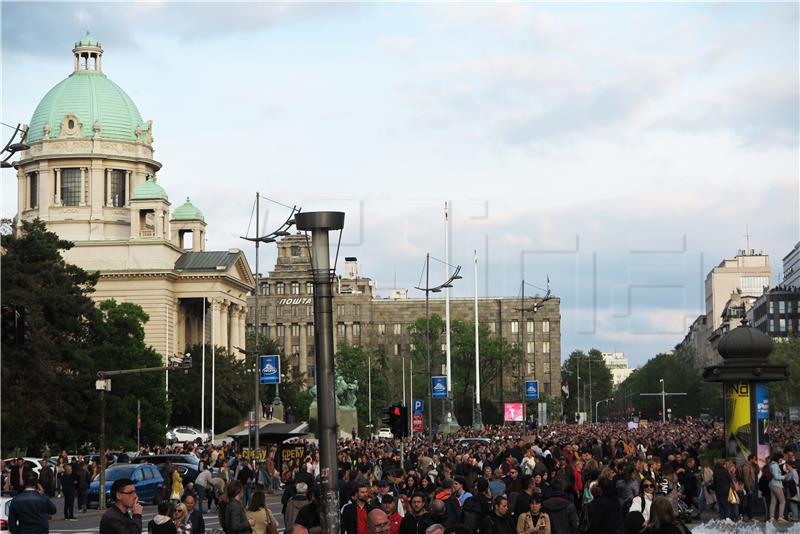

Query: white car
left=166, top=427, right=208, bottom=443
left=1, top=496, right=11, bottom=532
left=376, top=428, right=394, bottom=439
left=2, top=458, right=45, bottom=477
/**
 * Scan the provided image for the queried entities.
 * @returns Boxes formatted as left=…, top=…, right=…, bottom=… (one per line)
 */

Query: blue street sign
left=525, top=380, right=539, bottom=399
left=259, top=355, right=280, bottom=385
left=432, top=376, right=447, bottom=399
left=413, top=399, right=424, bottom=415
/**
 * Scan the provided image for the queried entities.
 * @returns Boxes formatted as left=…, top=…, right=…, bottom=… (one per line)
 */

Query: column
left=176, top=301, right=186, bottom=355
left=54, top=169, right=61, bottom=205
left=219, top=300, right=230, bottom=352
left=284, top=329, right=292, bottom=370
left=299, top=321, right=308, bottom=378
left=238, top=307, right=248, bottom=355
left=229, top=305, right=241, bottom=351
left=211, top=298, right=222, bottom=348
left=79, top=167, right=86, bottom=206
left=105, top=169, right=111, bottom=206
left=125, top=171, right=131, bottom=206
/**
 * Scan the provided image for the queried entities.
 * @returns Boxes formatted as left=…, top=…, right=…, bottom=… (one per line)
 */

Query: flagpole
left=444, top=202, right=452, bottom=427
left=201, top=297, right=206, bottom=437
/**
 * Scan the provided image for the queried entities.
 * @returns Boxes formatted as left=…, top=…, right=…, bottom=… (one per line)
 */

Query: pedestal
left=309, top=402, right=357, bottom=439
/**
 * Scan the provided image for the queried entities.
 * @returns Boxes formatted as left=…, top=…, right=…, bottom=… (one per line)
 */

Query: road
left=47, top=492, right=286, bottom=533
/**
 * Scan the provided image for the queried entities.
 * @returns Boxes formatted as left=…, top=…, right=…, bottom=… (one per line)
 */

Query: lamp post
left=595, top=397, right=614, bottom=423
left=514, top=279, right=552, bottom=415
left=295, top=211, right=344, bottom=534
left=415, top=254, right=462, bottom=437
left=241, top=194, right=298, bottom=453
left=660, top=378, right=665, bottom=423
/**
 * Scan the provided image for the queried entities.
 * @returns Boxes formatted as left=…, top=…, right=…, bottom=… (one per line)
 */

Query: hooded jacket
left=543, top=492, right=578, bottom=534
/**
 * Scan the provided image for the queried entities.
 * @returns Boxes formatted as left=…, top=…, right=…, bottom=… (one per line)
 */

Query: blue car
left=88, top=463, right=164, bottom=507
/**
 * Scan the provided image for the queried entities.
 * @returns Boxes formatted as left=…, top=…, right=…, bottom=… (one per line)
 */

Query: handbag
left=727, top=486, right=740, bottom=504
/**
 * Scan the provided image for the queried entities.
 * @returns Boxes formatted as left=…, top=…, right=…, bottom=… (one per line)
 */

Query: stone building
left=14, top=34, right=253, bottom=359
left=247, top=235, right=562, bottom=398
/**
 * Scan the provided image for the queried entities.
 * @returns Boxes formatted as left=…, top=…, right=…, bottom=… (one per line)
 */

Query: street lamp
left=1, top=122, right=29, bottom=169
left=295, top=210, right=344, bottom=534
left=659, top=378, right=665, bottom=423
left=241, top=193, right=299, bottom=454
left=595, top=397, right=614, bottom=423
left=414, top=254, right=462, bottom=441
left=513, top=279, right=552, bottom=413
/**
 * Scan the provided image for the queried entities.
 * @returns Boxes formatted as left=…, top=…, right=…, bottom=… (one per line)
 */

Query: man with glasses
left=99, top=478, right=144, bottom=533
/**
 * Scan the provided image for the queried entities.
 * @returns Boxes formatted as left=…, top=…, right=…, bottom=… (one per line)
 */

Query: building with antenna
left=14, top=34, right=254, bottom=360
left=247, top=234, right=562, bottom=401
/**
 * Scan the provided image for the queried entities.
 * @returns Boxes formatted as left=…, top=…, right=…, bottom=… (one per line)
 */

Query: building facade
left=247, top=235, right=562, bottom=398
left=601, top=351, right=634, bottom=387
left=749, top=286, right=800, bottom=338
left=781, top=242, right=800, bottom=288
left=14, top=34, right=253, bottom=359
left=704, top=250, right=771, bottom=331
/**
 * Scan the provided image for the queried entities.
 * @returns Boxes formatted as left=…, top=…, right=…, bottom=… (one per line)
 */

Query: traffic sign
left=412, top=415, right=423, bottom=433
left=432, top=376, right=447, bottom=399
left=525, top=380, right=539, bottom=399
left=259, top=355, right=280, bottom=384
left=413, top=399, right=424, bottom=415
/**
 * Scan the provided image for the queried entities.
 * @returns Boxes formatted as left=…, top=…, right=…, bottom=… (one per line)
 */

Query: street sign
left=432, top=376, right=447, bottom=399
left=259, top=355, right=280, bottom=384
left=412, top=414, right=423, bottom=433
left=504, top=402, right=524, bottom=422
left=525, top=380, right=539, bottom=399
left=413, top=399, right=424, bottom=415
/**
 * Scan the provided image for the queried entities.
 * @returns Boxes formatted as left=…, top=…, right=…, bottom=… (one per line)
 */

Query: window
left=290, top=245, right=301, bottom=256
left=353, top=304, right=361, bottom=316
left=740, top=276, right=770, bottom=297
left=769, top=321, right=775, bottom=333
left=276, top=282, right=285, bottom=295
left=527, top=341, right=535, bottom=354
left=306, top=306, right=313, bottom=317
left=377, top=323, right=385, bottom=335
left=441, top=343, right=446, bottom=352
left=527, top=362, right=536, bottom=375
left=291, top=324, right=300, bottom=337
left=779, top=318, right=787, bottom=332
left=133, top=469, right=144, bottom=482
left=260, top=306, right=268, bottom=317
left=261, top=325, right=269, bottom=337
left=337, top=323, right=345, bottom=337
left=306, top=282, right=314, bottom=294
left=511, top=320, right=519, bottom=333
left=394, top=343, right=400, bottom=356
left=307, top=325, right=314, bottom=337
left=292, top=345, right=300, bottom=355
left=353, top=323, right=361, bottom=338
left=526, top=320, right=534, bottom=333
left=61, top=168, right=82, bottom=206
left=779, top=301, right=786, bottom=314
left=770, top=301, right=776, bottom=314
left=276, top=324, right=285, bottom=337
left=393, top=323, right=402, bottom=335
left=542, top=341, right=550, bottom=353
left=337, top=304, right=345, bottom=316
left=276, top=306, right=284, bottom=317
left=543, top=362, right=551, bottom=374
left=291, top=282, right=300, bottom=295
left=248, top=307, right=254, bottom=317
left=28, top=172, right=38, bottom=208
left=261, top=283, right=269, bottom=296
left=542, top=320, right=550, bottom=333
left=109, top=169, right=126, bottom=207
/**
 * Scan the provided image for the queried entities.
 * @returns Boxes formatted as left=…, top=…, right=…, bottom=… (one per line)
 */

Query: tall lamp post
left=295, top=211, right=344, bottom=534
left=241, top=194, right=299, bottom=453
left=415, top=254, right=462, bottom=437
left=514, top=279, right=552, bottom=415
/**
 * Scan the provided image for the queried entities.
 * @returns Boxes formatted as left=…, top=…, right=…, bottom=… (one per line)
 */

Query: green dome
left=132, top=176, right=168, bottom=201
left=27, top=71, right=144, bottom=143
left=173, top=197, right=205, bottom=221
left=78, top=31, right=98, bottom=47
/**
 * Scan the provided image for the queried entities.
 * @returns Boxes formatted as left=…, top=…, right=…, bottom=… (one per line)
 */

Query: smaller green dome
left=132, top=176, right=168, bottom=201
left=78, top=31, right=98, bottom=47
left=173, top=197, right=205, bottom=221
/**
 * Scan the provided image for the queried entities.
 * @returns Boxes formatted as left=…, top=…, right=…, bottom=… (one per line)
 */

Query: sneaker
left=68, top=518, right=78, bottom=521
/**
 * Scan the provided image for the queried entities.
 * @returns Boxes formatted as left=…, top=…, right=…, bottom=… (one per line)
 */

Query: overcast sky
left=2, top=2, right=798, bottom=367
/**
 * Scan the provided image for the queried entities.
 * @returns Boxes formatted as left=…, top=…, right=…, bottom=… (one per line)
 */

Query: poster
left=724, top=381, right=751, bottom=461
left=504, top=402, right=525, bottom=422
left=280, top=444, right=306, bottom=471
left=432, top=376, right=447, bottom=399
left=259, top=355, right=281, bottom=384
left=755, top=382, right=770, bottom=462
left=526, top=380, right=539, bottom=399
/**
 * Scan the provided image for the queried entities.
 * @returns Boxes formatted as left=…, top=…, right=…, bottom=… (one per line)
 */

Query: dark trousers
left=196, top=485, right=206, bottom=512
left=77, top=490, right=88, bottom=511
left=64, top=492, right=75, bottom=518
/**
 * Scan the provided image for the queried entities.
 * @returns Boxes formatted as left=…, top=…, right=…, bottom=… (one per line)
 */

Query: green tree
left=762, top=336, right=800, bottom=416
left=1, top=220, right=169, bottom=451
left=335, top=343, right=389, bottom=433
left=560, top=349, right=613, bottom=421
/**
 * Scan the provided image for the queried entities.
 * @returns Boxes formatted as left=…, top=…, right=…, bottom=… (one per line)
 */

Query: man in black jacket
left=60, top=464, right=76, bottom=520
left=341, top=483, right=374, bottom=534
left=99, top=478, right=144, bottom=534
left=543, top=481, right=578, bottom=534
left=7, top=473, right=56, bottom=533
left=400, top=492, right=429, bottom=534
left=461, top=479, right=492, bottom=533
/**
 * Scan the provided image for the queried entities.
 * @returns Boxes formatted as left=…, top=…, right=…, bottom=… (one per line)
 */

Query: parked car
left=88, top=464, right=163, bottom=507
left=0, top=496, right=10, bottom=532
left=166, top=427, right=208, bottom=443
left=131, top=454, right=200, bottom=485
left=376, top=428, right=394, bottom=439
left=1, top=458, right=45, bottom=477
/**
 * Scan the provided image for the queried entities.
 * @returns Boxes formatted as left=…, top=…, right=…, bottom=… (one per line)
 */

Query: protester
left=7, top=473, right=56, bottom=534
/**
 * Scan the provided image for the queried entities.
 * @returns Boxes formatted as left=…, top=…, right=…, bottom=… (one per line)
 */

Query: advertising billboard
left=504, top=402, right=525, bottom=422
left=724, top=381, right=751, bottom=461
left=259, top=355, right=281, bottom=385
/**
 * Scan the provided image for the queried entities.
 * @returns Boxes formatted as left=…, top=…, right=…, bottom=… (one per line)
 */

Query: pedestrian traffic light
left=388, top=403, right=408, bottom=438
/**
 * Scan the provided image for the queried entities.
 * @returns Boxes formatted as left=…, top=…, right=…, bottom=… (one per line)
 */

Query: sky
left=2, top=1, right=798, bottom=367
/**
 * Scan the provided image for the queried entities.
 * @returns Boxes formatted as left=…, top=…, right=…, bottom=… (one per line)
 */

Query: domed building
left=15, top=33, right=254, bottom=359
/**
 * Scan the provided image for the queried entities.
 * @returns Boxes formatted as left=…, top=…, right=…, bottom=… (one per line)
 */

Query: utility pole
left=640, top=379, right=686, bottom=422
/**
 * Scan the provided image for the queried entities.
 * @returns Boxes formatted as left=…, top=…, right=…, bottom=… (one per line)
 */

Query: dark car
left=131, top=454, right=200, bottom=484
left=88, top=464, right=164, bottom=507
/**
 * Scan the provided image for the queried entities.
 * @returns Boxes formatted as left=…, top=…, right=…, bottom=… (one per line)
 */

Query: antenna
left=744, top=223, right=752, bottom=252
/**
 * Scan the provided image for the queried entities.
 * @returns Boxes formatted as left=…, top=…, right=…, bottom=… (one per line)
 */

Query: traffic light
left=381, top=406, right=392, bottom=428
left=399, top=406, right=409, bottom=437
left=387, top=403, right=409, bottom=438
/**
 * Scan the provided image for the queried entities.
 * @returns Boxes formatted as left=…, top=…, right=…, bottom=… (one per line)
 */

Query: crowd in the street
left=2, top=420, right=799, bottom=533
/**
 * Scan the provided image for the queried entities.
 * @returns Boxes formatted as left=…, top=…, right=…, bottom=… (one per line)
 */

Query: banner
left=280, top=444, right=306, bottom=471
left=259, top=355, right=281, bottom=385
left=525, top=380, right=539, bottom=399
left=432, top=376, right=447, bottom=399
left=724, top=381, right=751, bottom=461
left=755, top=382, right=770, bottom=461
left=412, top=415, right=423, bottom=433
left=413, top=399, right=424, bottom=415
left=504, top=402, right=524, bottom=422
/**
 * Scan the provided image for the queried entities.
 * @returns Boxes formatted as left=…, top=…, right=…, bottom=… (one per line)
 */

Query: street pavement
left=46, top=492, right=286, bottom=533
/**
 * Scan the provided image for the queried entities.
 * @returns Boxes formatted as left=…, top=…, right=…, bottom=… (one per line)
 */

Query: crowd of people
left=2, top=419, right=799, bottom=534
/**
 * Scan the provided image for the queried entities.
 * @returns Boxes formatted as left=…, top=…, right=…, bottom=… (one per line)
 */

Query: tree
left=763, top=336, right=800, bottom=416
left=1, top=220, right=169, bottom=452
left=560, top=349, right=613, bottom=421
left=335, top=343, right=389, bottom=433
